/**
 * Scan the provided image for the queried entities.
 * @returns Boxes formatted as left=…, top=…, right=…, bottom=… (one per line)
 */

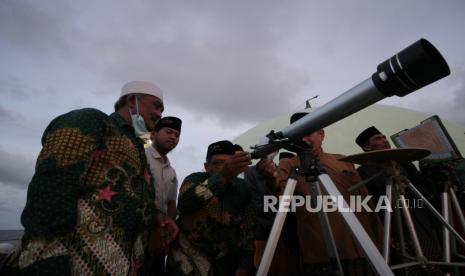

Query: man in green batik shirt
left=167, top=140, right=256, bottom=276
left=2, top=81, right=178, bottom=275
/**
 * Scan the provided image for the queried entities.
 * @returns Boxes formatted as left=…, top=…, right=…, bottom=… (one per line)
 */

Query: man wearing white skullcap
left=3, top=81, right=178, bottom=275
left=120, top=80, right=164, bottom=100
left=115, top=80, right=165, bottom=138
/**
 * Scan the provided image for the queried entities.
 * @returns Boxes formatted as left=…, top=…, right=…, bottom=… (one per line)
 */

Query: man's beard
left=155, top=143, right=173, bottom=155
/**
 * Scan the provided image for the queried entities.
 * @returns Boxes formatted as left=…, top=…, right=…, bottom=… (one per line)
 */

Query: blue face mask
left=130, top=96, right=150, bottom=138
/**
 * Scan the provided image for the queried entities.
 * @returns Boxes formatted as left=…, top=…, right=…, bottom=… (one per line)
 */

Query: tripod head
left=296, top=148, right=326, bottom=182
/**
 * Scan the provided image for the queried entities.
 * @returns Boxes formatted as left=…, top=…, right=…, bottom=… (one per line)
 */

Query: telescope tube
left=251, top=39, right=450, bottom=159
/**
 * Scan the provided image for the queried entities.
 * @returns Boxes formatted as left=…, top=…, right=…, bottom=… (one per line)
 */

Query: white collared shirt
left=145, top=146, right=178, bottom=214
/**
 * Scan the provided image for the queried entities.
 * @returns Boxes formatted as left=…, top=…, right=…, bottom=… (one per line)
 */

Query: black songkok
left=206, top=140, right=235, bottom=161
left=233, top=144, right=244, bottom=152
left=290, top=112, right=309, bottom=124
left=154, top=116, right=182, bottom=133
left=355, top=126, right=382, bottom=147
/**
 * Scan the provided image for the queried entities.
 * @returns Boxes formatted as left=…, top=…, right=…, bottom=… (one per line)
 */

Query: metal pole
left=393, top=184, right=408, bottom=261
left=383, top=179, right=393, bottom=263
left=257, top=177, right=297, bottom=276
left=318, top=174, right=394, bottom=276
left=406, top=181, right=465, bottom=247
left=398, top=195, right=426, bottom=262
left=442, top=192, right=451, bottom=276
left=312, top=181, right=344, bottom=275
left=449, top=187, right=465, bottom=236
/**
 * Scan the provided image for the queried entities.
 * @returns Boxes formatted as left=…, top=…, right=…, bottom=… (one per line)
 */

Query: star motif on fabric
left=96, top=186, right=119, bottom=203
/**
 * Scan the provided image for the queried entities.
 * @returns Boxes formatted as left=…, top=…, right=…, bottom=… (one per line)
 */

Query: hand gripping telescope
left=250, top=38, right=450, bottom=159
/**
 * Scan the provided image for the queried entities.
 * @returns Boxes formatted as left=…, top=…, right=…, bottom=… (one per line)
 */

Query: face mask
left=130, top=96, right=150, bottom=138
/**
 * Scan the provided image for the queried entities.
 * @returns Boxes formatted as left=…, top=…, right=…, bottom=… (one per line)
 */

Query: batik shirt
left=7, top=108, right=157, bottom=275
left=167, top=172, right=256, bottom=276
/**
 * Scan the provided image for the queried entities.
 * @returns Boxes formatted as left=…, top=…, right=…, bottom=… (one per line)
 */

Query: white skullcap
left=120, top=81, right=163, bottom=102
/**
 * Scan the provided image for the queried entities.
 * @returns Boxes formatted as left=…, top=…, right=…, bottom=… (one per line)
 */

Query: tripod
left=387, top=163, right=465, bottom=275
left=377, top=161, right=429, bottom=271
left=257, top=149, right=393, bottom=276
left=421, top=163, right=465, bottom=275
left=342, top=149, right=465, bottom=275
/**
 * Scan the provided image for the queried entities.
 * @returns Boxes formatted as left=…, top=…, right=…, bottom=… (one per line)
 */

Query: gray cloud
left=0, top=79, right=30, bottom=100
left=443, top=67, right=465, bottom=125
left=400, top=66, right=465, bottom=126
left=0, top=104, right=23, bottom=123
left=1, top=1, right=312, bottom=125
left=90, top=1, right=312, bottom=124
left=2, top=0, right=464, bottom=126
left=450, top=91, right=465, bottom=125
left=0, top=148, right=35, bottom=188
left=0, top=185, right=26, bottom=212
left=0, top=0, right=77, bottom=57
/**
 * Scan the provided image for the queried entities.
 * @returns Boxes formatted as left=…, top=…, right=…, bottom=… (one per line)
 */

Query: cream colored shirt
left=145, top=146, right=178, bottom=214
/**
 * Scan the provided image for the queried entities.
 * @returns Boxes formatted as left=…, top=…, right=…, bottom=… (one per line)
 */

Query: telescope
left=251, top=38, right=450, bottom=159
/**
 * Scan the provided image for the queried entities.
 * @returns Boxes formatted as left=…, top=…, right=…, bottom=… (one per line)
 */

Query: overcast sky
left=0, top=0, right=464, bottom=229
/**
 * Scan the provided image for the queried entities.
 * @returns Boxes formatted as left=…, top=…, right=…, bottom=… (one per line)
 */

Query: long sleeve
left=173, top=172, right=257, bottom=275
left=177, top=172, right=225, bottom=215
left=238, top=197, right=256, bottom=273
left=19, top=108, right=106, bottom=274
left=244, top=167, right=276, bottom=230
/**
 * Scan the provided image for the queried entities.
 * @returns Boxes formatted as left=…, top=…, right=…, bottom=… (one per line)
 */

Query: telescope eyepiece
left=372, top=38, right=450, bottom=97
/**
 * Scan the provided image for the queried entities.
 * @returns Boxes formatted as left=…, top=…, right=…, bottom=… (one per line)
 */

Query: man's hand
left=256, top=159, right=283, bottom=195
left=148, top=214, right=179, bottom=255
left=256, top=159, right=277, bottom=180
left=155, top=214, right=178, bottom=244
left=218, top=152, right=251, bottom=184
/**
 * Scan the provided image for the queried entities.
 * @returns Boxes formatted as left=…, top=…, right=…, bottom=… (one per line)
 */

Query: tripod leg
left=447, top=199, right=462, bottom=276
left=257, top=178, right=297, bottom=276
left=318, top=174, right=394, bottom=276
left=449, top=187, right=465, bottom=237
left=393, top=198, right=409, bottom=276
left=393, top=184, right=408, bottom=260
left=312, top=180, right=344, bottom=276
left=383, top=178, right=394, bottom=263
left=398, top=194, right=426, bottom=262
left=442, top=192, right=452, bottom=276
left=406, top=181, right=465, bottom=248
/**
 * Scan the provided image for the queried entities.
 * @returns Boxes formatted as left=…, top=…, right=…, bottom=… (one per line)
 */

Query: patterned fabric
left=4, top=108, right=157, bottom=275
left=167, top=172, right=256, bottom=276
